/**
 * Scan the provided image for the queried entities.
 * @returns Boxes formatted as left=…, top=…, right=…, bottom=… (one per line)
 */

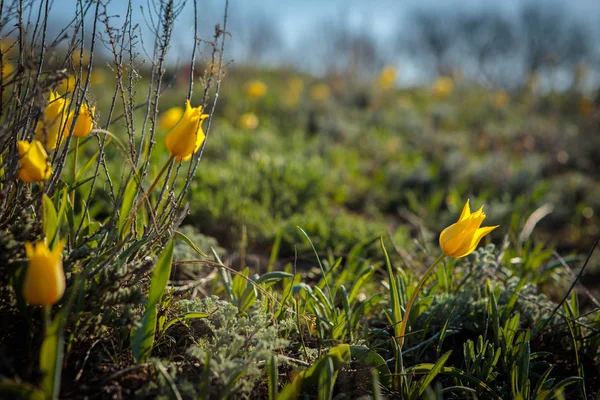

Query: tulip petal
left=440, top=201, right=493, bottom=258
left=24, top=241, right=35, bottom=258
left=459, top=225, right=499, bottom=257
left=458, top=199, right=471, bottom=221
left=471, top=206, right=485, bottom=219
left=439, top=219, right=472, bottom=256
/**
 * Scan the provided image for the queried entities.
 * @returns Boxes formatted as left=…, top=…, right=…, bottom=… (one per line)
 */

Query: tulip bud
left=35, top=91, right=70, bottom=150
left=159, top=106, right=184, bottom=131
left=164, top=100, right=209, bottom=161
left=71, top=103, right=95, bottom=138
left=439, top=200, right=498, bottom=258
left=22, top=241, right=66, bottom=306
left=245, top=80, right=268, bottom=99
left=17, top=140, right=52, bottom=182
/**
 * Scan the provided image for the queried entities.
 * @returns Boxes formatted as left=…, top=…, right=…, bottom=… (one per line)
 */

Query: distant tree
left=402, top=10, right=459, bottom=77
left=234, top=11, right=282, bottom=65
left=400, top=3, right=595, bottom=89
left=304, top=16, right=385, bottom=79
left=519, top=3, right=592, bottom=78
left=455, top=11, right=519, bottom=87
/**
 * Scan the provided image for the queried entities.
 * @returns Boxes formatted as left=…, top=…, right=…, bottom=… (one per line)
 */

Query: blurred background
left=49, top=0, right=600, bottom=91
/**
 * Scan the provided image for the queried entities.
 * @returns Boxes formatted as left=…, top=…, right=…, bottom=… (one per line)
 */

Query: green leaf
left=119, top=177, right=139, bottom=239
left=549, top=377, right=583, bottom=397
left=371, top=368, right=382, bottom=400
left=348, top=265, right=374, bottom=304
left=161, top=312, right=210, bottom=335
left=42, top=194, right=59, bottom=247
left=0, top=380, right=46, bottom=400
left=239, top=280, right=257, bottom=314
left=297, top=226, right=331, bottom=298
left=148, top=239, right=175, bottom=306
left=212, top=247, right=234, bottom=302
left=350, top=345, right=393, bottom=389
left=277, top=344, right=350, bottom=400
left=232, top=267, right=248, bottom=303
left=256, top=271, right=294, bottom=285
left=267, top=229, right=282, bottom=273
left=131, top=306, right=157, bottom=364
left=175, top=230, right=208, bottom=258
left=436, top=366, right=502, bottom=400
left=66, top=175, right=94, bottom=194
left=277, top=375, right=302, bottom=400
left=39, top=307, right=67, bottom=400
left=131, top=239, right=174, bottom=363
left=381, top=237, right=403, bottom=390
left=414, top=350, right=452, bottom=398
left=75, top=151, right=99, bottom=180
left=317, top=358, right=335, bottom=400
left=268, top=354, right=278, bottom=400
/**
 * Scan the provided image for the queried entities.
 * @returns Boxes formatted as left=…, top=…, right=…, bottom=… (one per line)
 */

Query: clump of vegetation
left=1, top=0, right=599, bottom=399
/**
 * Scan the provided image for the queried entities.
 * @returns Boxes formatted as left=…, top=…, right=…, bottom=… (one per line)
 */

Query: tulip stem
left=71, top=137, right=79, bottom=206
left=122, top=155, right=174, bottom=238
left=397, top=253, right=446, bottom=350
left=42, top=305, right=52, bottom=334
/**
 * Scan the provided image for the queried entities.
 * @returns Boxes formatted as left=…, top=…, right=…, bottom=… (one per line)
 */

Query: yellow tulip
left=239, top=112, right=259, bottom=130
left=72, top=50, right=90, bottom=67
left=245, top=80, right=267, bottom=99
left=89, top=69, right=106, bottom=85
left=164, top=100, right=209, bottom=161
left=17, top=140, right=52, bottom=182
left=309, top=83, right=330, bottom=101
left=57, top=75, right=77, bottom=94
left=432, top=76, right=454, bottom=99
left=439, top=200, right=498, bottom=258
left=35, top=91, right=70, bottom=150
left=22, top=240, right=66, bottom=306
left=284, top=77, right=304, bottom=107
left=71, top=103, right=95, bottom=138
left=287, top=76, right=304, bottom=94
left=493, top=90, right=509, bottom=109
left=2, top=61, right=13, bottom=78
left=376, top=65, right=397, bottom=90
left=159, top=106, right=184, bottom=131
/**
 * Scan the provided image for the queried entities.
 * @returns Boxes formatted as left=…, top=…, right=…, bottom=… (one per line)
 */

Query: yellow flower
left=245, top=80, right=267, bottom=99
left=493, top=90, right=509, bottom=109
left=376, top=65, right=397, bottom=90
left=2, top=61, right=13, bottom=78
left=439, top=200, right=498, bottom=258
left=89, top=69, right=106, bottom=85
left=22, top=240, right=66, bottom=306
left=432, top=76, right=454, bottom=99
left=309, top=83, right=330, bottom=101
left=579, top=98, right=594, bottom=117
left=35, top=91, right=70, bottom=150
left=72, top=50, right=90, bottom=67
left=239, top=112, right=259, bottom=130
left=165, top=100, right=209, bottom=161
left=159, top=106, right=184, bottom=131
left=288, top=76, right=304, bottom=93
left=284, top=77, right=304, bottom=107
left=71, top=103, right=95, bottom=138
left=17, top=140, right=52, bottom=182
left=57, top=75, right=77, bottom=94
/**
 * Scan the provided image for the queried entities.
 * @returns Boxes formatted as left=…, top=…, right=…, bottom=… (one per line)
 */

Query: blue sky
left=48, top=0, right=600, bottom=52
left=41, top=0, right=600, bottom=85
